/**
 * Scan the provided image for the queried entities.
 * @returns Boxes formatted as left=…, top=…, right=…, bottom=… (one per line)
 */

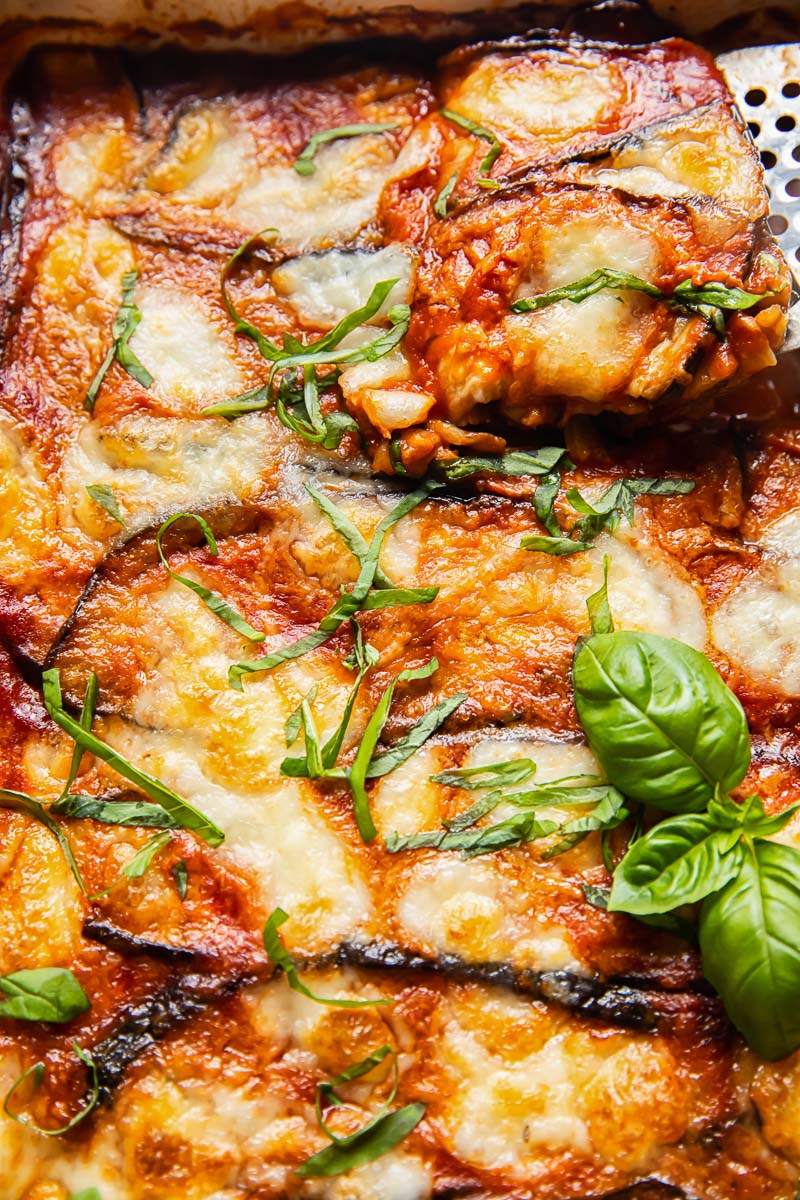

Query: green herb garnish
left=433, top=171, right=458, bottom=219
left=293, top=123, right=399, bottom=177
left=85, top=484, right=126, bottom=529
left=0, top=968, right=90, bottom=1023
left=42, top=669, right=224, bottom=847
left=0, top=788, right=86, bottom=895
left=172, top=858, right=188, bottom=900
left=85, top=270, right=153, bottom=412
left=440, top=108, right=502, bottom=184
left=52, top=793, right=177, bottom=828
left=4, top=1042, right=99, bottom=1136
left=510, top=267, right=780, bottom=337
left=89, top=830, right=172, bottom=899
left=296, top=1044, right=426, bottom=1178
left=229, top=483, right=440, bottom=689
left=441, top=447, right=569, bottom=482
left=156, top=512, right=265, bottom=643
left=264, top=908, right=391, bottom=1008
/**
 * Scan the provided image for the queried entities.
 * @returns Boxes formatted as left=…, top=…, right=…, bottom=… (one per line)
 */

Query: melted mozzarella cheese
left=144, top=106, right=257, bottom=205
left=272, top=246, right=415, bottom=327
left=712, top=510, right=800, bottom=695
left=60, top=412, right=276, bottom=537
left=506, top=218, right=659, bottom=402
left=55, top=122, right=133, bottom=209
left=128, top=286, right=244, bottom=408
left=101, top=582, right=372, bottom=950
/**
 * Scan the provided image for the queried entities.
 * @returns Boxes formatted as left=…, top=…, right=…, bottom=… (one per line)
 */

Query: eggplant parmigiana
left=1, top=26, right=800, bottom=1200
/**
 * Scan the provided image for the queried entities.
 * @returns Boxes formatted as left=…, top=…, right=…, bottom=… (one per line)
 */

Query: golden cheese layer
left=0, top=33, right=800, bottom=1200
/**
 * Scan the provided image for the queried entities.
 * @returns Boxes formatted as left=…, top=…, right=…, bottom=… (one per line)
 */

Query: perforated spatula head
left=717, top=43, right=800, bottom=299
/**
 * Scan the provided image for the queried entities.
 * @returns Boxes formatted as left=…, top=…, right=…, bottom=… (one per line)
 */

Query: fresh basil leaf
left=52, top=793, right=178, bottom=829
left=433, top=171, right=458, bottom=218
left=264, top=908, right=391, bottom=1008
left=316, top=1045, right=395, bottom=1120
left=569, top=478, right=694, bottom=544
left=85, top=270, right=154, bottom=412
left=440, top=108, right=502, bottom=181
left=0, top=968, right=90, bottom=1023
left=60, top=673, right=99, bottom=803
left=699, top=840, right=800, bottom=1060
left=219, top=230, right=282, bottom=361
left=430, top=758, right=537, bottom=790
left=710, top=791, right=800, bottom=839
left=349, top=659, right=439, bottom=841
left=360, top=587, right=439, bottom=612
left=305, top=485, right=393, bottom=589
left=572, top=632, right=750, bottom=812
left=285, top=685, right=319, bottom=748
left=510, top=267, right=777, bottom=327
left=85, top=484, right=126, bottom=529
left=203, top=383, right=271, bottom=420
left=582, top=883, right=611, bottom=910
left=582, top=881, right=697, bottom=941
left=441, top=447, right=568, bottom=482
left=586, top=554, right=614, bottom=636
left=0, top=788, right=86, bottom=895
left=609, top=813, right=743, bottom=915
left=230, top=482, right=440, bottom=689
left=4, top=1042, right=99, bottom=1136
left=387, top=810, right=558, bottom=857
left=294, top=122, right=399, bottom=176
left=520, top=534, right=590, bottom=556
left=89, top=830, right=172, bottom=900
left=156, top=513, right=265, bottom=643
left=42, top=669, right=224, bottom=847
left=296, top=1102, right=426, bottom=1178
left=540, top=786, right=628, bottom=860
left=172, top=858, right=188, bottom=900
left=365, top=692, right=467, bottom=779
left=533, top=471, right=561, bottom=536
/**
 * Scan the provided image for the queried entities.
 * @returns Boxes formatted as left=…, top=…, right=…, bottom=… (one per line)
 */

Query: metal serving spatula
left=718, top=43, right=800, bottom=345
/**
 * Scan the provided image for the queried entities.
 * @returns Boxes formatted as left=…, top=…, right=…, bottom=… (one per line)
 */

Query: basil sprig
left=43, top=669, right=224, bottom=847
left=522, top=477, right=695, bottom=557
left=296, top=1044, right=426, bottom=1178
left=264, top=908, right=391, bottom=1009
left=229, top=483, right=440, bottom=689
left=510, top=266, right=780, bottom=337
left=156, top=513, right=265, bottom=643
left=52, top=793, right=177, bottom=828
left=85, top=270, right=153, bottom=412
left=0, top=788, right=87, bottom=894
left=293, top=122, right=399, bottom=177
left=275, top=367, right=359, bottom=451
left=0, top=968, right=89, bottom=1023
left=573, top=587, right=800, bottom=1060
left=4, top=1042, right=99, bottom=1136
left=85, top=484, right=126, bottom=529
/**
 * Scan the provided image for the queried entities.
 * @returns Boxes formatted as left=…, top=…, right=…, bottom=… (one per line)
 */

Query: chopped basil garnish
left=293, top=122, right=399, bottom=177
left=264, top=908, right=391, bottom=1008
left=430, top=758, right=537, bottom=789
left=4, top=1042, right=99, bottom=1136
left=156, top=512, right=265, bottom=643
left=60, top=673, right=98, bottom=804
left=42, top=669, right=224, bottom=847
left=276, top=367, right=359, bottom=450
left=441, top=447, right=569, bottom=481
left=510, top=266, right=780, bottom=337
left=89, top=830, right=172, bottom=899
left=172, top=858, right=188, bottom=900
left=296, top=1043, right=425, bottom=1178
left=85, top=270, right=153, bottom=412
left=586, top=554, right=614, bottom=636
left=440, top=108, right=502, bottom=184
left=85, top=484, right=126, bottom=529
left=433, top=171, right=458, bottom=219
left=229, top=483, right=440, bottom=689
left=522, top=476, right=695, bottom=556
left=52, top=793, right=177, bottom=828
left=0, top=788, right=86, bottom=895
left=70, top=1190, right=104, bottom=1200
left=0, top=968, right=90, bottom=1023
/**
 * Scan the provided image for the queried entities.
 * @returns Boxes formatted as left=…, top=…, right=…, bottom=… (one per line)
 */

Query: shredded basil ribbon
left=441, top=446, right=569, bottom=482
left=296, top=1043, right=426, bottom=1178
left=0, top=968, right=90, bottom=1023
left=510, top=267, right=781, bottom=337
left=437, top=108, right=503, bottom=204
left=88, top=830, right=172, bottom=900
left=85, top=484, right=126, bottom=529
left=204, top=234, right=410, bottom=428
left=293, top=122, right=400, bottom=176
left=4, top=1042, right=99, bottom=1136
left=522, top=476, right=695, bottom=557
left=85, top=270, right=153, bottom=412
left=42, top=669, right=224, bottom=847
left=264, top=908, right=391, bottom=1008
left=156, top=512, right=265, bottom=643
left=229, top=482, right=441, bottom=689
